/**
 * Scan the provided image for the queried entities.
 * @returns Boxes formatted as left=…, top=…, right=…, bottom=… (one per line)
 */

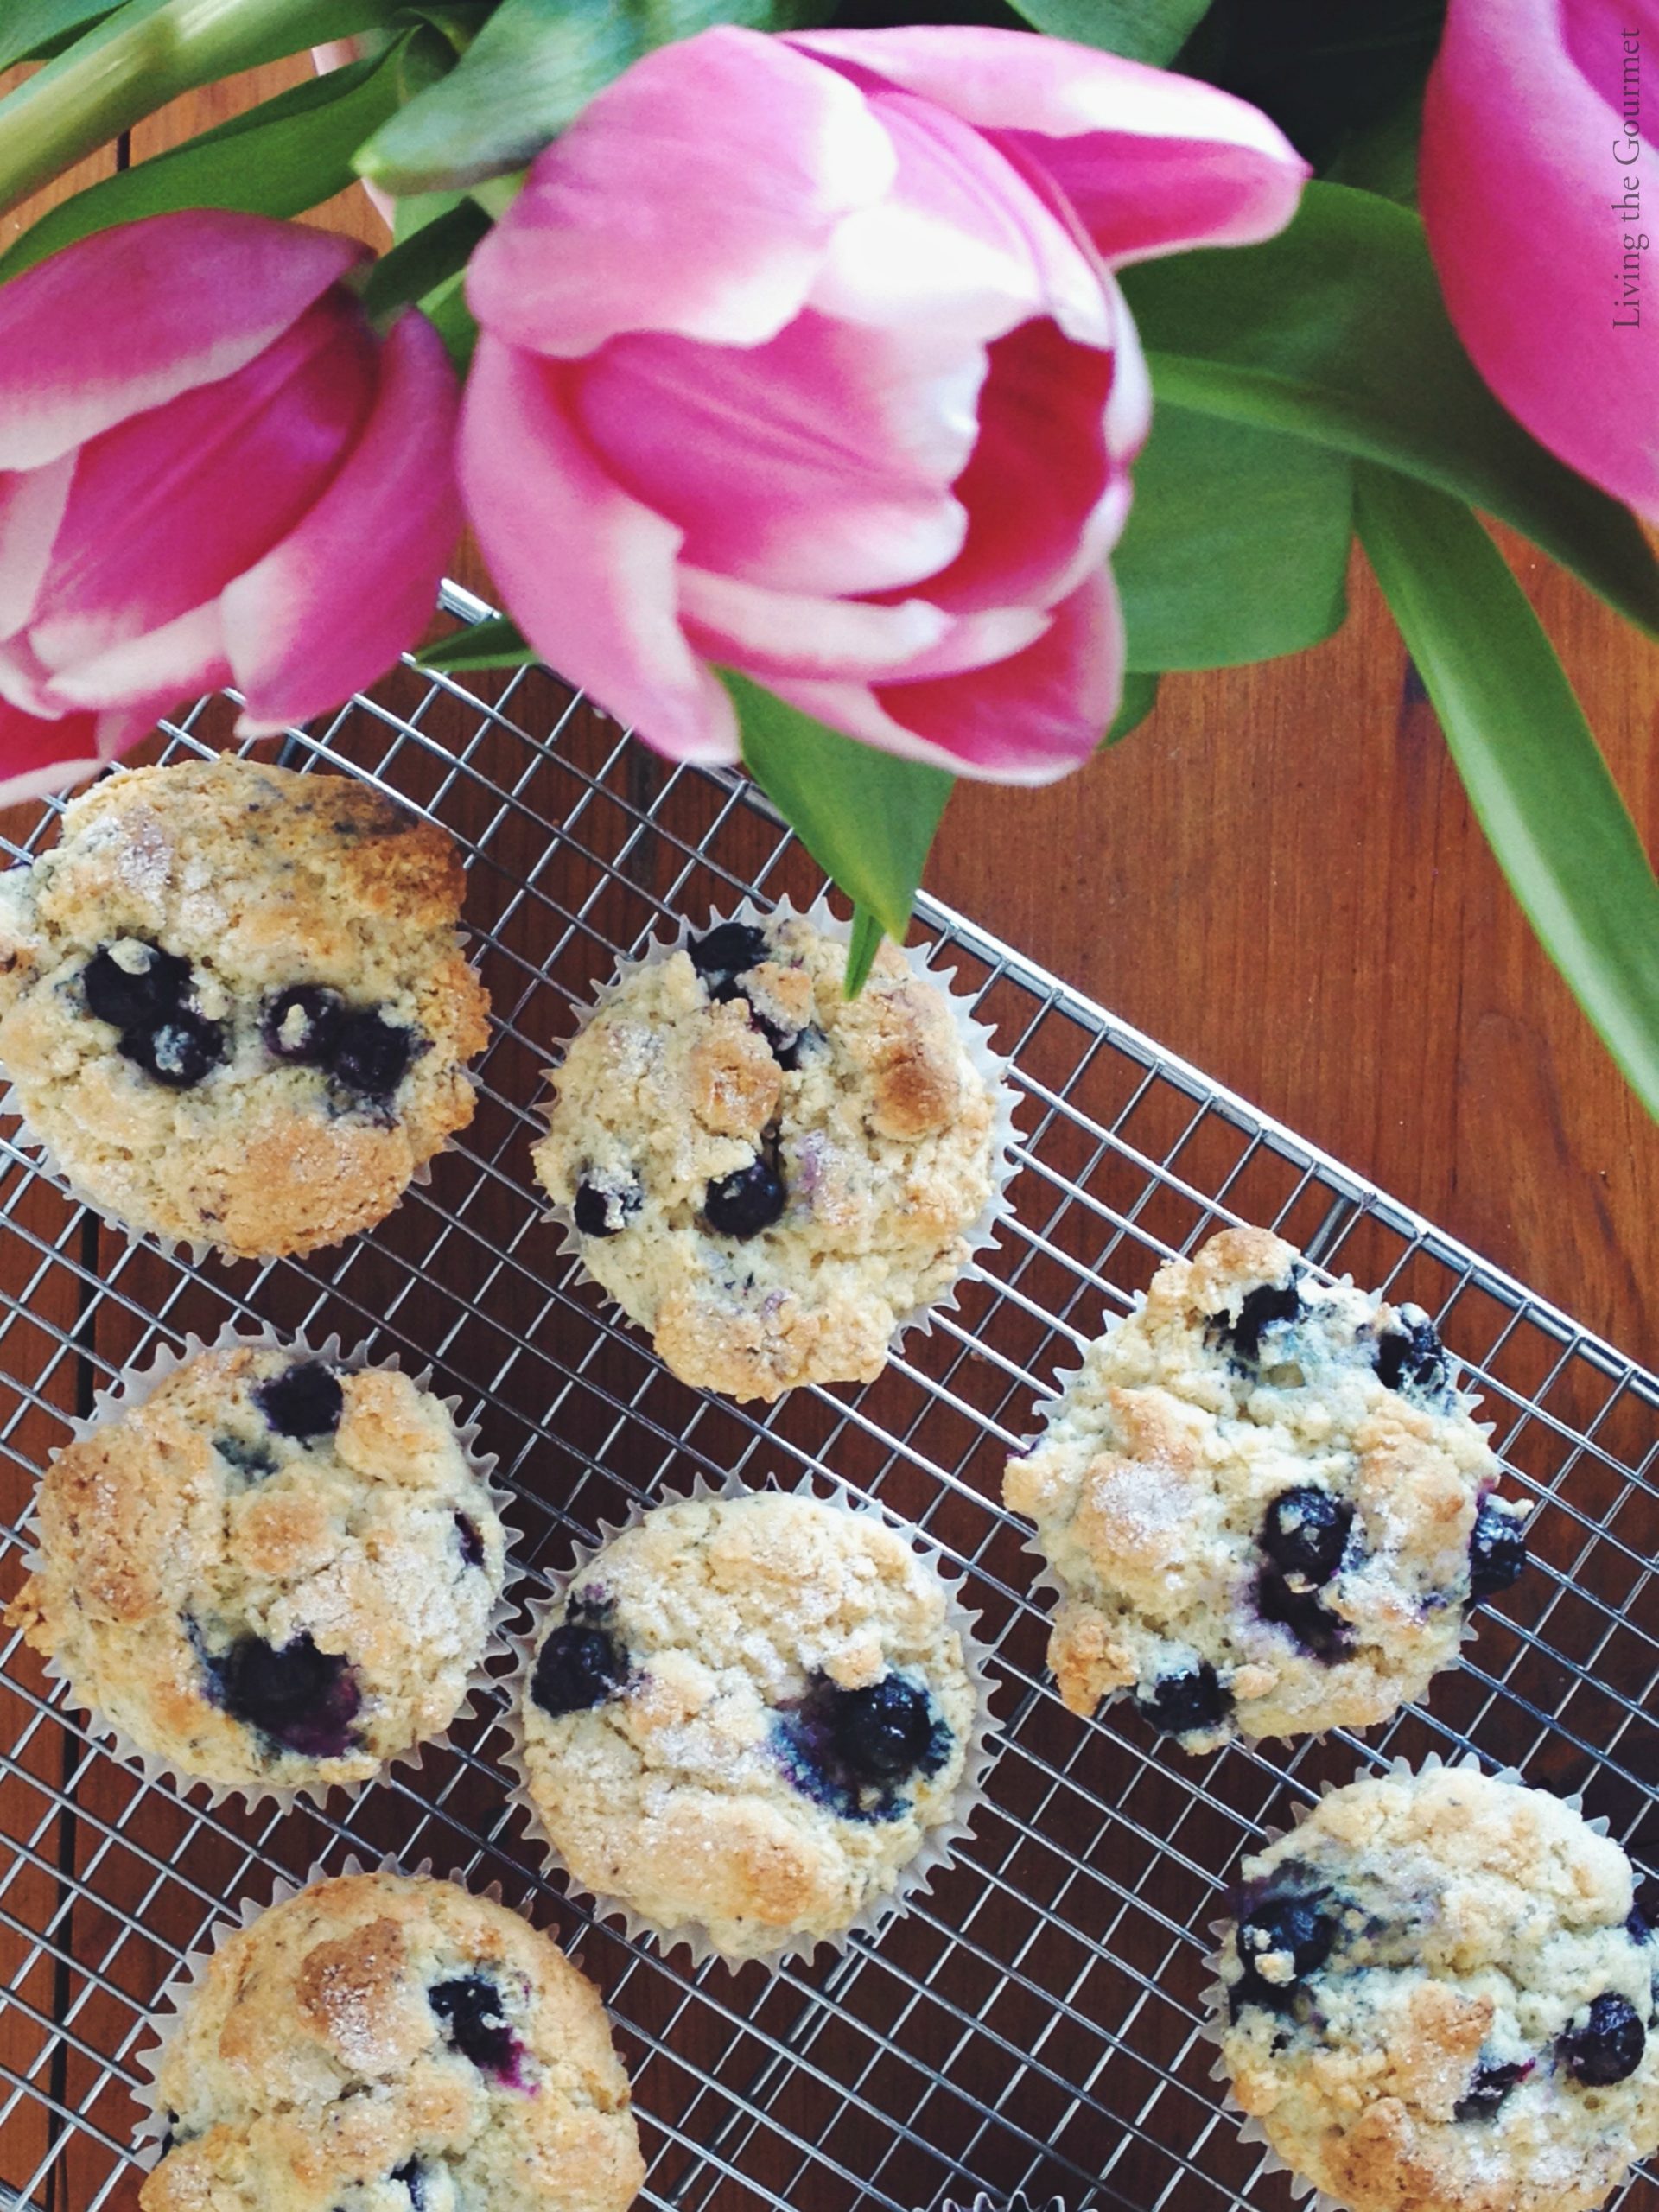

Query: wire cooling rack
left=0, top=581, right=1656, bottom=2212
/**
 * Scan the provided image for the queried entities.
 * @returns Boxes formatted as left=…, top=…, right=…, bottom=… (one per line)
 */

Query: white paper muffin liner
left=530, top=890, right=1020, bottom=1397
left=14, top=1319, right=518, bottom=1815
left=940, top=2191, right=1070, bottom=2212
left=1200, top=1751, right=1617, bottom=2212
left=497, top=1465, right=1001, bottom=1973
left=132, top=1849, right=600, bottom=2165
left=1004, top=1268, right=1521, bottom=1751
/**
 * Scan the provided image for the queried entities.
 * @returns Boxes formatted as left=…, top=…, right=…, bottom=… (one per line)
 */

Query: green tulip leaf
left=3, top=0, right=122, bottom=68
left=415, top=614, right=538, bottom=671
left=358, top=197, right=490, bottom=319
left=358, top=0, right=828, bottom=194
left=1355, top=462, right=1659, bottom=1121
left=725, top=671, right=953, bottom=951
left=1121, top=181, right=1659, bottom=639
left=1103, top=671, right=1160, bottom=745
left=1001, top=0, right=1211, bottom=64
left=1115, top=402, right=1352, bottom=670
left=0, top=37, right=448, bottom=281
left=0, top=0, right=411, bottom=217
left=844, top=906, right=886, bottom=999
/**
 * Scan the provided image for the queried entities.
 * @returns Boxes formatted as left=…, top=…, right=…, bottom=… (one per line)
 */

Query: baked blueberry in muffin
left=1216, top=1765, right=1659, bottom=2212
left=0, top=759, right=489, bottom=1256
left=1004, top=1227, right=1530, bottom=1749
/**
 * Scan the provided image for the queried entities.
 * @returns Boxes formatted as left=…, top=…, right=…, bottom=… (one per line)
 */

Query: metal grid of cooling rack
left=0, top=579, right=1656, bottom=2212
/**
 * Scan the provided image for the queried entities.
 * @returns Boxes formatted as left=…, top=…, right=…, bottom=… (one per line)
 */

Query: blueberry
left=327, top=1007, right=415, bottom=1098
left=1135, top=1662, right=1230, bottom=1739
left=429, top=1974, right=520, bottom=2078
left=454, top=1512, right=486, bottom=1570
left=762, top=1017, right=820, bottom=1073
left=1261, top=1486, right=1353, bottom=1587
left=205, top=1631, right=360, bottom=1758
left=253, top=1360, right=343, bottom=1441
left=82, top=942, right=192, bottom=1028
left=829, top=1675, right=941, bottom=1783
left=1258, top=1568, right=1352, bottom=1662
left=688, top=922, right=768, bottom=997
left=119, top=1011, right=225, bottom=1088
left=1627, top=1897, right=1654, bottom=1946
left=1210, top=1276, right=1302, bottom=1365
left=574, top=1176, right=640, bottom=1237
left=1468, top=1497, right=1528, bottom=1603
left=1230, top=1891, right=1337, bottom=2015
left=391, top=2163, right=426, bottom=2209
left=531, top=1602, right=629, bottom=1719
left=1455, top=2059, right=1529, bottom=2120
left=1560, top=1993, right=1646, bottom=2085
left=263, top=983, right=342, bottom=1065
left=1374, top=1306, right=1451, bottom=1401
left=213, top=1433, right=276, bottom=1482
left=702, top=1157, right=786, bottom=1238
left=774, top=1671, right=952, bottom=1822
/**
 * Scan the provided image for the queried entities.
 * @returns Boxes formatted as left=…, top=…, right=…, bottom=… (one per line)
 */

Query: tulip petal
left=680, top=565, right=1049, bottom=683
left=915, top=312, right=1126, bottom=614
left=1421, top=0, right=1659, bottom=518
left=810, top=90, right=1112, bottom=348
left=0, top=698, right=105, bottom=806
left=0, top=455, right=74, bottom=641
left=222, top=311, right=461, bottom=734
left=44, top=601, right=227, bottom=714
left=466, top=27, right=895, bottom=359
left=26, top=293, right=379, bottom=688
left=0, top=211, right=365, bottom=472
left=775, top=568, right=1122, bottom=783
left=574, top=309, right=979, bottom=598
left=791, top=26, right=1307, bottom=264
left=458, top=334, right=735, bottom=763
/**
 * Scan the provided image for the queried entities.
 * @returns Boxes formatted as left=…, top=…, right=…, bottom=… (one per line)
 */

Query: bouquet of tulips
left=1, top=0, right=1656, bottom=1089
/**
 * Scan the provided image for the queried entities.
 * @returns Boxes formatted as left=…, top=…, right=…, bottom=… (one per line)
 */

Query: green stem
left=0, top=0, right=404, bottom=218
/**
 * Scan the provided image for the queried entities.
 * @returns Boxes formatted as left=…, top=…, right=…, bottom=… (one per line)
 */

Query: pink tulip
left=1421, top=0, right=1659, bottom=518
left=0, top=209, right=461, bottom=804
left=461, top=26, right=1306, bottom=781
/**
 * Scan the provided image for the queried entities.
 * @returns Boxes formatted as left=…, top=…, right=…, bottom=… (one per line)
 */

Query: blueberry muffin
left=531, top=912, right=1005, bottom=1400
left=0, top=758, right=490, bottom=1256
left=142, top=1869, right=645, bottom=2212
left=9, top=1342, right=508, bottom=1796
left=518, top=1491, right=987, bottom=1961
left=1003, top=1227, right=1529, bottom=1750
left=1215, top=1765, right=1659, bottom=2212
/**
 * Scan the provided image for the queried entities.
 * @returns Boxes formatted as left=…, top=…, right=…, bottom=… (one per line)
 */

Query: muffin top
left=518, top=1491, right=985, bottom=1961
left=531, top=912, right=1003, bottom=1400
left=9, top=1341, right=507, bottom=1795
left=142, top=1870, right=645, bottom=2212
left=1216, top=1765, right=1659, bottom=2212
left=0, top=757, right=489, bottom=1256
left=1004, top=1227, right=1528, bottom=1749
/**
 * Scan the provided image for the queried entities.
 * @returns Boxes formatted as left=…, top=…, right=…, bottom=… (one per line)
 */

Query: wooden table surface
left=4, top=56, right=1656, bottom=1363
